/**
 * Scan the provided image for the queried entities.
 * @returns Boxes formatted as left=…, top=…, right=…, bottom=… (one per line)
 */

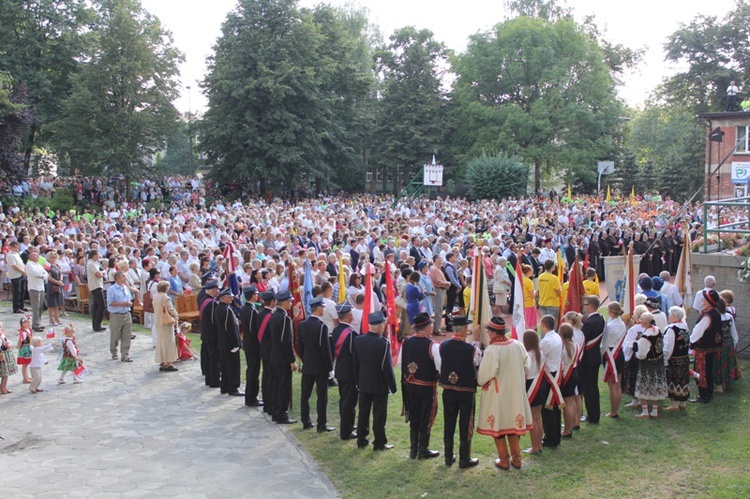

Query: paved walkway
left=0, top=307, right=337, bottom=498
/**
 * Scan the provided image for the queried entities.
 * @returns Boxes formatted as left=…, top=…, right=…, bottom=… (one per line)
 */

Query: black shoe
left=357, top=440, right=369, bottom=449
left=373, top=444, right=394, bottom=451
left=418, top=449, right=440, bottom=459
left=541, top=440, right=558, bottom=448
left=562, top=433, right=573, bottom=439
left=303, top=423, right=316, bottom=430
left=317, top=426, right=335, bottom=433
left=690, top=397, right=710, bottom=404
left=163, top=366, right=178, bottom=372
left=130, top=334, right=136, bottom=340
left=580, top=416, right=599, bottom=424
left=458, top=458, right=479, bottom=469
left=21, top=307, right=29, bottom=312
left=328, top=379, right=338, bottom=387
left=342, top=432, right=357, bottom=441
left=572, top=425, right=581, bottom=431
left=228, top=391, right=245, bottom=397
left=246, top=400, right=264, bottom=407
left=445, top=455, right=456, bottom=467
left=276, top=417, right=297, bottom=425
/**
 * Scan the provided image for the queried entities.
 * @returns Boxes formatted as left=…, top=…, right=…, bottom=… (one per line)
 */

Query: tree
left=51, top=0, right=182, bottom=181
left=464, top=152, right=529, bottom=199
left=0, top=0, right=93, bottom=170
left=373, top=27, right=449, bottom=194
left=155, top=121, right=196, bottom=176
left=450, top=15, right=624, bottom=193
left=0, top=72, right=33, bottom=188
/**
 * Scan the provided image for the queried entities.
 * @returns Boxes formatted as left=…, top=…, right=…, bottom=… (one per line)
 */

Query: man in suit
left=353, top=311, right=397, bottom=451
left=258, top=291, right=276, bottom=414
left=401, top=312, right=441, bottom=460
left=199, top=280, right=220, bottom=388
left=269, top=290, right=297, bottom=424
left=240, top=285, right=263, bottom=407
left=439, top=315, right=479, bottom=468
left=298, top=297, right=335, bottom=433
left=216, top=288, right=243, bottom=396
left=331, top=303, right=358, bottom=440
left=580, top=295, right=605, bottom=424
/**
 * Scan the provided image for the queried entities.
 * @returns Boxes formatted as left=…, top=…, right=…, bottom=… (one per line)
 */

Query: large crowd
left=0, top=175, right=744, bottom=469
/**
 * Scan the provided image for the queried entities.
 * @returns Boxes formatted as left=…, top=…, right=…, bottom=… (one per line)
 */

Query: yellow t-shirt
left=538, top=271, right=561, bottom=307
left=522, top=277, right=535, bottom=307
left=562, top=281, right=570, bottom=308
left=583, top=279, right=599, bottom=298
left=463, top=286, right=471, bottom=309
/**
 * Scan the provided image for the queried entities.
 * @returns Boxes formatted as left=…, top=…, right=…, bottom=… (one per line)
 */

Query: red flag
left=511, top=255, right=525, bottom=340
left=565, top=256, right=586, bottom=315
left=384, top=261, right=401, bottom=366
left=288, top=260, right=305, bottom=358
left=583, top=249, right=589, bottom=272
left=361, top=263, right=372, bottom=334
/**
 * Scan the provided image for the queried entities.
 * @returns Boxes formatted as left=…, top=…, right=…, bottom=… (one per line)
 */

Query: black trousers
left=219, top=349, right=241, bottom=394
left=405, top=383, right=436, bottom=433
left=442, top=390, right=475, bottom=443
left=580, top=364, right=601, bottom=423
left=338, top=379, right=358, bottom=439
left=244, top=349, right=261, bottom=404
left=698, top=352, right=716, bottom=401
left=357, top=392, right=388, bottom=448
left=542, top=405, right=561, bottom=446
left=271, top=364, right=292, bottom=419
left=200, top=341, right=208, bottom=378
left=261, top=358, right=273, bottom=413
left=445, top=286, right=458, bottom=330
left=11, top=276, right=25, bottom=312
left=301, top=373, right=328, bottom=427
left=205, top=339, right=221, bottom=388
left=90, top=288, right=105, bottom=330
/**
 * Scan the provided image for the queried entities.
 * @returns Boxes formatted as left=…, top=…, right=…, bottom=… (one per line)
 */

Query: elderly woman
left=188, top=262, right=201, bottom=291
left=45, top=251, right=65, bottom=326
left=492, top=256, right=511, bottom=316
left=633, top=312, right=668, bottom=418
left=153, top=281, right=179, bottom=372
left=477, top=317, right=533, bottom=470
left=663, top=306, right=690, bottom=411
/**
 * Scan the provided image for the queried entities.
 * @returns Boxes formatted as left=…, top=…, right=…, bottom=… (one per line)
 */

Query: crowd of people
left=0, top=175, right=744, bottom=469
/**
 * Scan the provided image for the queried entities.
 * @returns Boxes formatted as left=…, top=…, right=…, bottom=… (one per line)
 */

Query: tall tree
left=155, top=121, right=196, bottom=176
left=373, top=27, right=449, bottom=194
left=0, top=0, right=92, bottom=170
left=50, top=0, right=182, bottom=181
left=450, top=15, right=624, bottom=194
left=0, top=72, right=33, bottom=187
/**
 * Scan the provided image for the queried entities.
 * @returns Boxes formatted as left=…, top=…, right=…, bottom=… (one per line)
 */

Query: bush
left=1, top=187, right=76, bottom=214
left=464, top=152, right=529, bottom=200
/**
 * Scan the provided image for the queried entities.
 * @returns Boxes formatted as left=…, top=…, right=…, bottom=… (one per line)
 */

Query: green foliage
left=156, top=121, right=197, bottom=176
left=464, top=152, right=529, bottom=199
left=0, top=72, right=32, bottom=187
left=0, top=187, right=76, bottom=213
left=450, top=15, right=623, bottom=194
left=372, top=26, right=449, bottom=194
left=50, top=0, right=183, bottom=180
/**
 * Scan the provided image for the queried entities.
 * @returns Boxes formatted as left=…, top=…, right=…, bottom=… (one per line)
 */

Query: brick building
left=699, top=111, right=750, bottom=200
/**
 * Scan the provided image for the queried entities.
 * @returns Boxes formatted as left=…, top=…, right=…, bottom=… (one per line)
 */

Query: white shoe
left=73, top=379, right=83, bottom=384
left=58, top=379, right=66, bottom=384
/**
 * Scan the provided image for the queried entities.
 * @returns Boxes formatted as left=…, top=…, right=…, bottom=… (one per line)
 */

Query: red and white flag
left=511, top=255, right=525, bottom=340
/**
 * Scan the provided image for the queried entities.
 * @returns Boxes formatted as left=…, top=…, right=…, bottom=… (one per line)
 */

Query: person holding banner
left=539, top=315, right=563, bottom=448
left=580, top=295, right=605, bottom=424
left=331, top=303, right=359, bottom=441
left=601, top=302, right=626, bottom=418
left=522, top=330, right=547, bottom=456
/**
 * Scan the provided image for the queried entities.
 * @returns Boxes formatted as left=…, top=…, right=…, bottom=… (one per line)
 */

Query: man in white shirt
left=25, top=249, right=49, bottom=332
left=319, top=282, right=339, bottom=333
left=727, top=80, right=740, bottom=111
left=692, top=275, right=715, bottom=312
left=658, top=271, right=683, bottom=307
left=6, top=241, right=27, bottom=313
left=539, top=314, right=562, bottom=448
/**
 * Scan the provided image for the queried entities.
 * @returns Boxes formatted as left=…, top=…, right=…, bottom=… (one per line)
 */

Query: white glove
left=328, top=370, right=335, bottom=380
left=230, top=347, right=239, bottom=353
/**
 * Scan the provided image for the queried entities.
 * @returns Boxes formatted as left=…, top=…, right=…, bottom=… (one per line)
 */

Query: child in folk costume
left=716, top=290, right=739, bottom=391
left=522, top=330, right=547, bottom=456
left=562, top=311, right=585, bottom=427
left=559, top=323, right=580, bottom=438
left=663, top=307, right=689, bottom=411
left=633, top=312, right=668, bottom=419
left=0, top=323, right=18, bottom=394
left=176, top=322, right=198, bottom=362
left=602, top=302, right=627, bottom=418
left=622, top=305, right=647, bottom=409
left=58, top=324, right=83, bottom=384
left=17, top=316, right=33, bottom=383
left=29, top=336, right=55, bottom=393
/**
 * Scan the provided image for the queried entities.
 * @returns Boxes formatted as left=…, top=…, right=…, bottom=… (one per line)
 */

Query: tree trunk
left=23, top=124, right=37, bottom=175
left=534, top=159, right=541, bottom=196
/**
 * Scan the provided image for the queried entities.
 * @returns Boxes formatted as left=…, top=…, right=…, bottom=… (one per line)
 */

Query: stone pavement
left=0, top=307, right=337, bottom=498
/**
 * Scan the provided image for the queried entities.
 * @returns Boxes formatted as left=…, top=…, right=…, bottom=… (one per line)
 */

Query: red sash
left=602, top=334, right=627, bottom=383
left=562, top=343, right=580, bottom=387
left=257, top=313, right=272, bottom=344
left=334, top=327, right=353, bottom=359
left=526, top=359, right=546, bottom=404
left=543, top=367, right=565, bottom=409
left=199, top=297, right=214, bottom=318
left=584, top=332, right=604, bottom=350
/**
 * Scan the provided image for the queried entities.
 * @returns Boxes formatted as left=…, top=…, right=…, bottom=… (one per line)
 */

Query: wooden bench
left=131, top=295, right=144, bottom=325
left=175, top=294, right=199, bottom=327
left=78, top=284, right=90, bottom=315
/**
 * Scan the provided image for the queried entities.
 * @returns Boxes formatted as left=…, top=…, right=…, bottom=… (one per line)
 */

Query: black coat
left=331, top=322, right=358, bottom=382
left=269, top=308, right=295, bottom=366
left=240, top=303, right=259, bottom=354
left=298, top=315, right=333, bottom=376
left=215, top=302, right=241, bottom=351
left=199, top=297, right=218, bottom=343
left=581, top=313, right=606, bottom=367
left=258, top=306, right=275, bottom=361
left=353, top=332, right=397, bottom=395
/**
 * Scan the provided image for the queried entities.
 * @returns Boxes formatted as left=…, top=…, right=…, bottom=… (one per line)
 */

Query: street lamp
left=186, top=85, right=194, bottom=171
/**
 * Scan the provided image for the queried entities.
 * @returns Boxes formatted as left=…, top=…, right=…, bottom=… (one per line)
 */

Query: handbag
left=161, top=297, right=176, bottom=325
left=52, top=285, right=61, bottom=293
left=142, top=283, right=154, bottom=313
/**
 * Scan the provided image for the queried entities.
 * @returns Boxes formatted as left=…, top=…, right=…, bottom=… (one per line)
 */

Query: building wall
left=691, top=253, right=749, bottom=358
left=704, top=116, right=750, bottom=199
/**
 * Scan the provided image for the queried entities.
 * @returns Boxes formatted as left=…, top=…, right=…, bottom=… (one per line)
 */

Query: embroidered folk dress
left=477, top=336, right=533, bottom=438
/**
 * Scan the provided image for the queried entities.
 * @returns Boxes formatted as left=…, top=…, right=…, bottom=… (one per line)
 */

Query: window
left=736, top=126, right=748, bottom=152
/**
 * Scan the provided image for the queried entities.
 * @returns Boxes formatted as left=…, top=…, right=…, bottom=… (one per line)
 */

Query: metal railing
left=702, top=196, right=750, bottom=253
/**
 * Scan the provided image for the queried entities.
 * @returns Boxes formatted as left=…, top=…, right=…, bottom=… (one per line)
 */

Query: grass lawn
left=59, top=309, right=750, bottom=498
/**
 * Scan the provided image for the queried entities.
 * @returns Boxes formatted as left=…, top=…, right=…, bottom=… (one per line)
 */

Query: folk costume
left=663, top=321, right=690, bottom=404
left=690, top=290, right=724, bottom=404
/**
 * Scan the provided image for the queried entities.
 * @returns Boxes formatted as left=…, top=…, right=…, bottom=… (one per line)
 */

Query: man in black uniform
left=580, top=295, right=605, bottom=424
left=199, top=280, right=220, bottom=388
left=401, top=312, right=441, bottom=460
left=258, top=291, right=276, bottom=414
left=439, top=315, right=479, bottom=468
left=298, top=296, right=335, bottom=432
left=353, top=311, right=397, bottom=451
left=241, top=285, right=263, bottom=407
left=269, top=290, right=297, bottom=424
left=216, top=288, right=243, bottom=396
left=331, top=303, right=358, bottom=440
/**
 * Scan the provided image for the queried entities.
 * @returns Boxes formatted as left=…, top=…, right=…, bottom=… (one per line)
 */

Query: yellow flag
left=557, top=248, right=565, bottom=284
left=630, top=185, right=635, bottom=204
left=606, top=185, right=611, bottom=202
left=338, top=256, right=347, bottom=303
left=567, top=184, right=571, bottom=199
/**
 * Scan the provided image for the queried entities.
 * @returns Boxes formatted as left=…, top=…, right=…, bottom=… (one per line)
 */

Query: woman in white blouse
left=601, top=302, right=627, bottom=418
